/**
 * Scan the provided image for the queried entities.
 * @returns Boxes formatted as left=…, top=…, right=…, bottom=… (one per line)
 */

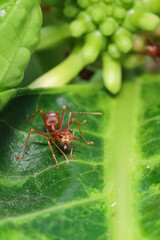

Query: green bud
left=102, top=53, right=122, bottom=94
left=108, top=43, right=121, bottom=58
left=105, top=5, right=114, bottom=16
left=88, top=5, right=106, bottom=23
left=133, top=34, right=146, bottom=52
left=107, top=17, right=119, bottom=30
left=143, top=0, right=160, bottom=14
left=131, top=10, right=160, bottom=31
left=99, top=20, right=117, bottom=36
left=63, top=4, right=79, bottom=18
left=113, top=28, right=133, bottom=53
left=77, top=0, right=90, bottom=9
left=114, top=6, right=126, bottom=19
left=82, top=31, right=104, bottom=64
left=78, top=11, right=96, bottom=32
left=70, top=19, right=88, bottom=37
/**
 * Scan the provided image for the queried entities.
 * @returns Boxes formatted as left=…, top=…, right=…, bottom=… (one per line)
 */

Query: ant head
left=55, top=129, right=73, bottom=143
left=55, top=129, right=81, bottom=144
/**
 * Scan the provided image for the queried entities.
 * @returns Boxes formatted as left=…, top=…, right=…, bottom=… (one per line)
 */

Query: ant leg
left=48, top=140, right=59, bottom=169
left=16, top=129, right=50, bottom=160
left=66, top=112, right=94, bottom=145
left=26, top=110, right=52, bottom=136
left=70, top=130, right=75, bottom=159
left=65, top=118, right=85, bottom=130
left=59, top=105, right=88, bottom=130
left=51, top=140, right=69, bottom=164
left=59, top=105, right=102, bottom=144
left=59, top=105, right=66, bottom=130
left=66, top=118, right=76, bottom=128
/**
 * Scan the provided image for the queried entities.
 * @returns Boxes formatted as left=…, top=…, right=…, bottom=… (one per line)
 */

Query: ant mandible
left=16, top=105, right=102, bottom=169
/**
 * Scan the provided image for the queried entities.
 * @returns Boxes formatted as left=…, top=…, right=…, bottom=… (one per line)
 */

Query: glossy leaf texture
left=0, top=74, right=160, bottom=240
left=0, top=0, right=42, bottom=90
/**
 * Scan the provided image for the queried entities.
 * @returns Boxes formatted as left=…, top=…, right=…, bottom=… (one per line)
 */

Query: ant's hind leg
left=25, top=110, right=52, bottom=136
left=16, top=129, right=50, bottom=160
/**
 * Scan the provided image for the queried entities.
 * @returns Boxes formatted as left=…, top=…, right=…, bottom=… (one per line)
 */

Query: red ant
left=16, top=105, right=102, bottom=169
left=145, top=42, right=160, bottom=57
left=145, top=40, right=160, bottom=65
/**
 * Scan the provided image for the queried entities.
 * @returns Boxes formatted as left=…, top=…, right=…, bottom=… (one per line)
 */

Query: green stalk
left=102, top=53, right=122, bottom=94
left=28, top=46, right=86, bottom=89
left=37, top=22, right=71, bottom=50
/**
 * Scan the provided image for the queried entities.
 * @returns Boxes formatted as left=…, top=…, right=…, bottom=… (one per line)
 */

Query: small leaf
left=0, top=0, right=42, bottom=90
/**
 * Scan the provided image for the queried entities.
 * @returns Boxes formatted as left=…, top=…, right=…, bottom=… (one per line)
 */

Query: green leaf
left=0, top=74, right=160, bottom=239
left=0, top=0, right=42, bottom=90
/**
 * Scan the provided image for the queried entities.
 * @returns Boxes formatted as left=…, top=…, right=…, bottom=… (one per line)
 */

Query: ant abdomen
left=45, top=111, right=60, bottom=130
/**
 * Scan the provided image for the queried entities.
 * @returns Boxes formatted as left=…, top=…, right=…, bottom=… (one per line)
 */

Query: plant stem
left=37, top=22, right=71, bottom=50
left=28, top=46, right=86, bottom=88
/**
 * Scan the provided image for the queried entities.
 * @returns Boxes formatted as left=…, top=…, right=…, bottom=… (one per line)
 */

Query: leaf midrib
left=106, top=80, right=143, bottom=240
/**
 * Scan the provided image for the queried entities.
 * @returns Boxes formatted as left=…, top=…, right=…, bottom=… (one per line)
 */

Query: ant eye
left=59, top=134, right=63, bottom=138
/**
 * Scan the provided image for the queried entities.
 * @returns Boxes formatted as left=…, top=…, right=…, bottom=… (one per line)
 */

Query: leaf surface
left=0, top=75, right=160, bottom=239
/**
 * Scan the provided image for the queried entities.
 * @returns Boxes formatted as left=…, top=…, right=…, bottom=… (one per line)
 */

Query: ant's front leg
left=70, top=130, right=75, bottom=159
left=16, top=129, right=50, bottom=160
left=51, top=140, right=69, bottom=164
left=48, top=140, right=59, bottom=169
